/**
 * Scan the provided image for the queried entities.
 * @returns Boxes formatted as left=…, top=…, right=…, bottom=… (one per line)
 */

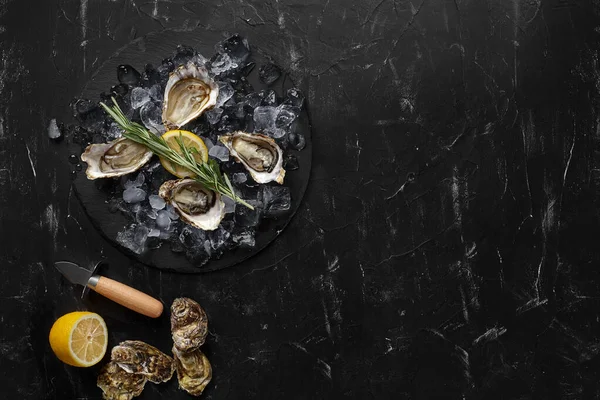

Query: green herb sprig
left=101, top=98, right=253, bottom=210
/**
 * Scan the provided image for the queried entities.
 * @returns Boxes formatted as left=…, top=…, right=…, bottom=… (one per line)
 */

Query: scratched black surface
left=1, top=0, right=600, bottom=399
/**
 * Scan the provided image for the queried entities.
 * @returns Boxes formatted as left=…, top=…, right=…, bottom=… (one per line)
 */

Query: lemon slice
left=160, top=130, right=209, bottom=178
left=49, top=311, right=108, bottom=367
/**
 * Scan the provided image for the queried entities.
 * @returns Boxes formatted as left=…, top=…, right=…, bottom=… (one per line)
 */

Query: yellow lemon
left=160, top=130, right=209, bottom=178
left=49, top=311, right=108, bottom=367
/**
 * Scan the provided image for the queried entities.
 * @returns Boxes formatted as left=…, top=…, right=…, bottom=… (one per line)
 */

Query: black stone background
left=1, top=0, right=600, bottom=399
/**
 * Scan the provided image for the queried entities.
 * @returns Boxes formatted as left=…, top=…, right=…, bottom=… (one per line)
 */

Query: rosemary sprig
left=100, top=98, right=253, bottom=210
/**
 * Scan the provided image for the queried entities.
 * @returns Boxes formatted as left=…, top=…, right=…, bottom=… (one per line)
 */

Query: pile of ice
left=70, top=35, right=305, bottom=267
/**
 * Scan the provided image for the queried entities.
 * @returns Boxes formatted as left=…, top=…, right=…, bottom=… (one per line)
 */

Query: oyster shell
left=162, top=61, right=218, bottom=129
left=219, top=131, right=285, bottom=184
left=81, top=137, right=153, bottom=180
left=171, top=297, right=209, bottom=352
left=111, top=340, right=175, bottom=384
left=173, top=346, right=212, bottom=396
left=97, top=361, right=147, bottom=400
left=159, top=179, right=225, bottom=231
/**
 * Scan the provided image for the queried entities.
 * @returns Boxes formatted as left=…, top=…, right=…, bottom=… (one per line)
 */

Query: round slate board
left=71, top=29, right=312, bottom=273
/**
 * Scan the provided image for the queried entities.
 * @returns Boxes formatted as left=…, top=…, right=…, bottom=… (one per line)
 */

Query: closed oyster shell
left=162, top=61, right=218, bottom=129
left=219, top=131, right=285, bottom=184
left=81, top=137, right=153, bottom=180
left=171, top=297, right=208, bottom=352
left=97, top=361, right=147, bottom=400
left=173, top=346, right=212, bottom=396
left=111, top=340, right=175, bottom=384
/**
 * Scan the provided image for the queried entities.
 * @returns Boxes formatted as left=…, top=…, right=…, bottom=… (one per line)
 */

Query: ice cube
left=117, top=64, right=141, bottom=86
left=141, top=64, right=161, bottom=87
left=148, top=228, right=161, bottom=238
left=232, top=230, right=256, bottom=248
left=123, top=187, right=147, bottom=204
left=209, top=225, right=231, bottom=250
left=140, top=101, right=165, bottom=135
left=261, top=186, right=291, bottom=215
left=275, top=104, right=299, bottom=129
left=108, top=197, right=128, bottom=214
left=288, top=131, right=306, bottom=150
left=136, top=207, right=157, bottom=225
left=241, top=93, right=262, bottom=110
left=156, top=210, right=171, bottom=230
left=172, top=45, right=197, bottom=66
left=284, top=88, right=305, bottom=108
left=72, top=98, right=97, bottom=116
left=47, top=119, right=62, bottom=140
left=165, top=204, right=180, bottom=220
left=223, top=196, right=236, bottom=214
left=209, top=145, right=230, bottom=162
left=258, top=63, right=282, bottom=86
left=209, top=53, right=238, bottom=76
left=124, top=173, right=145, bottom=189
left=179, top=225, right=206, bottom=247
left=253, top=106, right=285, bottom=138
left=130, top=87, right=150, bottom=109
left=105, top=123, right=123, bottom=140
left=232, top=172, right=247, bottom=184
left=149, top=194, right=166, bottom=210
left=203, top=138, right=214, bottom=151
left=234, top=200, right=262, bottom=227
left=283, top=154, right=299, bottom=170
left=110, top=83, right=129, bottom=97
left=260, top=90, right=278, bottom=106
left=206, top=108, right=223, bottom=125
left=117, top=224, right=148, bottom=255
left=216, top=34, right=250, bottom=64
left=215, top=82, right=234, bottom=107
left=216, top=107, right=244, bottom=133
left=148, top=84, right=163, bottom=101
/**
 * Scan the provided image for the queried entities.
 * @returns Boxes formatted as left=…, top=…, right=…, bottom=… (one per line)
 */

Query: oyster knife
left=54, top=261, right=163, bottom=318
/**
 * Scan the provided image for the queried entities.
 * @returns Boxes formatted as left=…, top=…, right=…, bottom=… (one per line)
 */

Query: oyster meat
left=97, top=361, right=147, bottom=400
left=171, top=297, right=209, bottom=352
left=162, top=61, right=218, bottom=129
left=219, top=131, right=285, bottom=184
left=111, top=340, right=175, bottom=384
left=81, top=137, right=153, bottom=180
left=159, top=179, right=225, bottom=231
left=173, top=346, right=212, bottom=397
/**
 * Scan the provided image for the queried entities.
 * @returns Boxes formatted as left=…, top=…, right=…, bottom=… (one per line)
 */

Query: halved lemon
left=49, top=311, right=108, bottom=367
left=160, top=130, right=209, bottom=178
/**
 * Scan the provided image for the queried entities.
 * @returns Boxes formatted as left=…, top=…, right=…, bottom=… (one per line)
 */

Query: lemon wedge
left=160, top=130, right=209, bottom=178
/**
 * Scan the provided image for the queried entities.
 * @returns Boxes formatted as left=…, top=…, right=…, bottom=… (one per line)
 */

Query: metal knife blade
left=54, top=261, right=93, bottom=287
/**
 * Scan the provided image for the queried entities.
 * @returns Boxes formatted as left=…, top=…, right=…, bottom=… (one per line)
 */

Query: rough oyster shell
left=97, top=361, right=147, bottom=400
left=173, top=346, right=212, bottom=396
left=171, top=297, right=209, bottom=352
left=159, top=179, right=225, bottom=231
left=81, top=137, right=153, bottom=180
left=110, top=340, right=175, bottom=384
left=219, top=131, right=285, bottom=184
left=162, top=61, right=218, bottom=129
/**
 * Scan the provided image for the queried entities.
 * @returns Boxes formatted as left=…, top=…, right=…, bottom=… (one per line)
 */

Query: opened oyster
left=171, top=297, right=209, bottom=352
left=81, top=138, right=153, bottom=179
left=219, top=131, right=285, bottom=184
left=173, top=346, right=212, bottom=396
left=159, top=179, right=225, bottom=231
left=111, top=340, right=175, bottom=384
left=97, top=361, right=147, bottom=400
left=162, top=61, right=218, bottom=129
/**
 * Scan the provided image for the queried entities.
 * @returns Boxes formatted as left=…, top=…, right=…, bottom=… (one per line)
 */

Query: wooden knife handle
left=92, top=276, right=163, bottom=318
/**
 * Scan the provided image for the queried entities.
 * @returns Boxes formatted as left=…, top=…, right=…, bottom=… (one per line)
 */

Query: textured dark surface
left=1, top=0, right=600, bottom=399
